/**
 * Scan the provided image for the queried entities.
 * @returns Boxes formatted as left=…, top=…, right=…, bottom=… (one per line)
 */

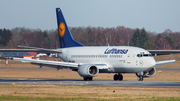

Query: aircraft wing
left=13, top=58, right=109, bottom=70
left=18, top=45, right=62, bottom=53
left=155, top=60, right=176, bottom=66
left=13, top=58, right=79, bottom=68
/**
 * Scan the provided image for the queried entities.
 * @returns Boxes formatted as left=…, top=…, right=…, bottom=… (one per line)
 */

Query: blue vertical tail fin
left=56, top=8, right=83, bottom=48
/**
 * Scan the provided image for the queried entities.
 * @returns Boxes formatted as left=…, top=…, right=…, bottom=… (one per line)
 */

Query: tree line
left=0, top=26, right=180, bottom=50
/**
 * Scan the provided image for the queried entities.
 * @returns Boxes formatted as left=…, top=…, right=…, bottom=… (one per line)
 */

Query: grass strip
left=0, top=94, right=94, bottom=101
left=1, top=94, right=180, bottom=101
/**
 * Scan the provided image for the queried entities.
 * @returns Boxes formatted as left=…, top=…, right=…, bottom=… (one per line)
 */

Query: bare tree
left=154, top=34, right=170, bottom=50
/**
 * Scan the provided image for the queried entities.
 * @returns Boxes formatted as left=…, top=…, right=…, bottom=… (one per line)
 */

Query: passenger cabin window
left=137, top=54, right=152, bottom=58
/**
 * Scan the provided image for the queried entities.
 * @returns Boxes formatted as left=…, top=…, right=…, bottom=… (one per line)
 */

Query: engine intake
left=78, top=64, right=99, bottom=77
left=136, top=67, right=156, bottom=78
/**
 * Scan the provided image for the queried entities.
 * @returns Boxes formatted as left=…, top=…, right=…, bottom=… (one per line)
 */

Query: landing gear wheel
left=88, top=77, right=93, bottom=81
left=113, top=74, right=123, bottom=81
left=83, top=77, right=93, bottom=81
left=138, top=76, right=143, bottom=81
left=113, top=74, right=119, bottom=81
left=83, top=77, right=87, bottom=81
left=119, top=75, right=123, bottom=81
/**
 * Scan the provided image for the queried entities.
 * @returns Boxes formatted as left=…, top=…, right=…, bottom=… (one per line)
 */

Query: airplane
left=14, top=8, right=176, bottom=81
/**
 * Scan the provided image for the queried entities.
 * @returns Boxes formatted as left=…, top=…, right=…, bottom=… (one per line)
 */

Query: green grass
left=1, top=94, right=180, bottom=101
left=151, top=97, right=180, bottom=101
left=0, top=94, right=93, bottom=101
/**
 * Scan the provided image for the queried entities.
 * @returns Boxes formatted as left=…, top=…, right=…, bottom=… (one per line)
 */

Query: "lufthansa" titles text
left=104, top=48, right=128, bottom=54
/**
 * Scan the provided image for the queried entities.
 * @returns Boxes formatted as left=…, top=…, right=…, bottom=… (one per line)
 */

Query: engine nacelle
left=136, top=67, right=156, bottom=78
left=78, top=64, right=99, bottom=77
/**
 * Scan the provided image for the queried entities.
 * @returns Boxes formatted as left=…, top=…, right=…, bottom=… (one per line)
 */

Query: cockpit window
left=137, top=54, right=152, bottom=57
left=143, top=54, right=149, bottom=56
left=137, top=54, right=142, bottom=57
left=149, top=54, right=152, bottom=57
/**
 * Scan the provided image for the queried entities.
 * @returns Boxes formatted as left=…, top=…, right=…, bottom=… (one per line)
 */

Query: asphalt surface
left=0, top=78, right=180, bottom=88
left=0, top=67, right=180, bottom=87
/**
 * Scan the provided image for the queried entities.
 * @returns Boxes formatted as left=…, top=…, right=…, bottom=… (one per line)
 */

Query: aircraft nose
left=149, top=58, right=156, bottom=67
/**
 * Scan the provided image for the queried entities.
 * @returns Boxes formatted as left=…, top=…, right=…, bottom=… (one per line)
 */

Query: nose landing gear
left=137, top=76, right=143, bottom=81
left=136, top=72, right=144, bottom=81
left=113, top=73, right=123, bottom=81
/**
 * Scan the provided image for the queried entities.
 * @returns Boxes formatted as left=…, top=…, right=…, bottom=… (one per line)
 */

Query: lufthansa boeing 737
left=14, top=8, right=176, bottom=81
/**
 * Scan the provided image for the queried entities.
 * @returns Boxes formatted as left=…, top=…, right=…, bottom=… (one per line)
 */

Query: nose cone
left=149, top=57, right=156, bottom=67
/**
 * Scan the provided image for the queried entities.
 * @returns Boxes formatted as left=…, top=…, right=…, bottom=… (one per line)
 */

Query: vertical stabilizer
left=56, top=8, right=83, bottom=48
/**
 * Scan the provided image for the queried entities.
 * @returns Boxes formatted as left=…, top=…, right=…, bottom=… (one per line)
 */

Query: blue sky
left=0, top=0, right=180, bottom=33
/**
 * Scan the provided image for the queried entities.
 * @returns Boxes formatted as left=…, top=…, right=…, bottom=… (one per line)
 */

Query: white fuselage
left=57, top=46, right=156, bottom=73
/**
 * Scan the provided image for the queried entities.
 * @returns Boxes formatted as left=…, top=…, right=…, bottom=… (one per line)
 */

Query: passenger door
left=127, top=52, right=132, bottom=63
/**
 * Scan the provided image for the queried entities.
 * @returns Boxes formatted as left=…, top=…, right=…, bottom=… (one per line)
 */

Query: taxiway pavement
left=0, top=67, right=179, bottom=87
left=0, top=78, right=179, bottom=88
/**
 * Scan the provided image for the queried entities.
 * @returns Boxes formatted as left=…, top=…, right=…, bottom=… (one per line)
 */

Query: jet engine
left=78, top=64, right=99, bottom=77
left=136, top=67, right=156, bottom=78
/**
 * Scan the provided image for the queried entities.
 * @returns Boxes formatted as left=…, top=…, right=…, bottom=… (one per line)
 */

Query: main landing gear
left=83, top=77, right=93, bottom=81
left=113, top=73, right=123, bottom=81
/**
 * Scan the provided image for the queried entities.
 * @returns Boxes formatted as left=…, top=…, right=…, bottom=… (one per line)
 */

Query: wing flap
left=13, top=58, right=78, bottom=68
left=13, top=58, right=109, bottom=70
left=155, top=60, right=176, bottom=66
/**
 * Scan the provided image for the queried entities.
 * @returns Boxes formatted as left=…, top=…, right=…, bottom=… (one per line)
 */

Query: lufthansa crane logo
left=59, top=22, right=65, bottom=37
left=139, top=60, right=143, bottom=66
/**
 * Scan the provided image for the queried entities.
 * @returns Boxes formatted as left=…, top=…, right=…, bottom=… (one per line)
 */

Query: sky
left=0, top=0, right=180, bottom=33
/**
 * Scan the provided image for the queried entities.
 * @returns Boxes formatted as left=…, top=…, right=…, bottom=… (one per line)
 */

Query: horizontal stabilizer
left=18, top=45, right=62, bottom=53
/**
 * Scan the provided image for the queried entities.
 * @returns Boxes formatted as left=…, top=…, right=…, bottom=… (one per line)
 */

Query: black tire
left=88, top=77, right=93, bottom=81
left=141, top=77, right=143, bottom=81
left=113, top=74, right=119, bottom=80
left=83, top=77, right=93, bottom=81
left=83, top=77, right=87, bottom=81
left=119, top=75, right=123, bottom=81
left=138, top=76, right=143, bottom=81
